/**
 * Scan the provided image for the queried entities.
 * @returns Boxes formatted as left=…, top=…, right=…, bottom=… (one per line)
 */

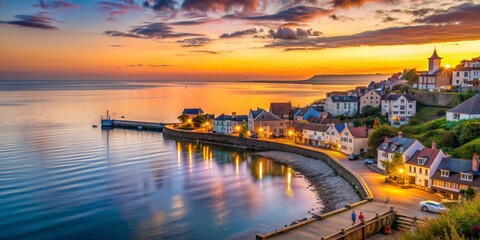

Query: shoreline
left=254, top=151, right=361, bottom=214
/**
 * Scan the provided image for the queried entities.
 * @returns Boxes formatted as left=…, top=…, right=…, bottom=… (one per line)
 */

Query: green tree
left=361, top=106, right=380, bottom=117
left=366, top=125, right=398, bottom=158
left=239, top=120, right=248, bottom=138
left=192, top=114, right=210, bottom=128
left=453, top=120, right=480, bottom=145
left=459, top=188, right=476, bottom=200
left=403, top=68, right=419, bottom=86
left=177, top=114, right=190, bottom=123
left=381, top=152, right=405, bottom=179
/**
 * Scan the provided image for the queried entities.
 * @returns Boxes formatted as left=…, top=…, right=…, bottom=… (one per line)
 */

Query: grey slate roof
left=431, top=157, right=480, bottom=188
left=183, top=108, right=204, bottom=115
left=330, top=95, right=358, bottom=102
left=447, top=94, right=480, bottom=115
left=382, top=94, right=415, bottom=102
left=377, top=136, right=417, bottom=153
left=215, top=114, right=248, bottom=122
left=249, top=108, right=266, bottom=119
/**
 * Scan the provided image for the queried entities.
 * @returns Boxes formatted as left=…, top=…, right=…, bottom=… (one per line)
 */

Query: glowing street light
left=259, top=128, right=264, bottom=137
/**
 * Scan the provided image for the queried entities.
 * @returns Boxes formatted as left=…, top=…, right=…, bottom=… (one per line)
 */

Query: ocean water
left=0, top=80, right=383, bottom=239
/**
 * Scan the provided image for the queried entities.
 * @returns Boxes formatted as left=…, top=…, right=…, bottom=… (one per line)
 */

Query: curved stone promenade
left=163, top=126, right=440, bottom=239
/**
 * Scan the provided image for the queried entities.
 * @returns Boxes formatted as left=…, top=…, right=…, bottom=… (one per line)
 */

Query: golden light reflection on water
left=259, top=161, right=263, bottom=180
left=171, top=195, right=186, bottom=219
left=235, top=155, right=239, bottom=175
left=285, top=168, right=293, bottom=197
left=188, top=143, right=193, bottom=173
left=177, top=142, right=182, bottom=170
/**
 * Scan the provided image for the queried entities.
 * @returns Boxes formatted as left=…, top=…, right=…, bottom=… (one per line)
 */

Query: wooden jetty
left=102, top=119, right=171, bottom=131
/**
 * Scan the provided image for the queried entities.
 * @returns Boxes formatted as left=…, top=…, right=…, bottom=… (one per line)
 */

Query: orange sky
left=1, top=0, right=480, bottom=80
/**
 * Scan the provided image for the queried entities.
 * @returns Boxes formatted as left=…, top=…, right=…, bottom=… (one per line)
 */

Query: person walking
left=359, top=212, right=365, bottom=224
left=351, top=211, right=356, bottom=225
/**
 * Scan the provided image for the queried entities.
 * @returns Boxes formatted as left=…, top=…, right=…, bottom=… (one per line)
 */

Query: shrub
left=436, top=109, right=446, bottom=116
left=366, top=125, right=398, bottom=158
left=452, top=138, right=480, bottom=159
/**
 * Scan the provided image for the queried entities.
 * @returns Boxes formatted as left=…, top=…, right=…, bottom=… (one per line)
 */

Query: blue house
left=294, top=107, right=321, bottom=121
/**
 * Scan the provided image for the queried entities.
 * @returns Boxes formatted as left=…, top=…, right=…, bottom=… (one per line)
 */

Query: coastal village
left=175, top=49, right=480, bottom=203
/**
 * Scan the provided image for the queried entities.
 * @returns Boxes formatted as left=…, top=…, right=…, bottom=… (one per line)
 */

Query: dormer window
left=391, top=145, right=396, bottom=151
left=441, top=170, right=449, bottom=177
left=383, top=143, right=388, bottom=149
left=418, top=157, right=427, bottom=165
left=460, top=173, right=473, bottom=182
left=399, top=147, right=404, bottom=153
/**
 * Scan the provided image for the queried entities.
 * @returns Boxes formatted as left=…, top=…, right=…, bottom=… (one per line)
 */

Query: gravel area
left=254, top=151, right=361, bottom=213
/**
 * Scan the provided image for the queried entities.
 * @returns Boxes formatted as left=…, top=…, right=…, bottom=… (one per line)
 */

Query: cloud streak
left=1, top=13, right=59, bottom=30
left=104, top=22, right=202, bottom=39
left=32, top=0, right=77, bottom=10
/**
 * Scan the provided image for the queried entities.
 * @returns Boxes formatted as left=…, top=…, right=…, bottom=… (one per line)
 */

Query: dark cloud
left=405, top=8, right=435, bottom=17
left=329, top=14, right=354, bottom=21
left=177, top=37, right=212, bottom=47
left=416, top=3, right=480, bottom=24
left=382, top=16, right=397, bottom=22
left=104, top=22, right=202, bottom=39
left=190, top=50, right=222, bottom=54
left=149, top=64, right=172, bottom=67
left=181, top=0, right=258, bottom=13
left=246, top=6, right=330, bottom=22
left=2, top=13, right=59, bottom=30
left=110, top=44, right=124, bottom=47
left=97, top=0, right=141, bottom=21
left=267, top=27, right=322, bottom=40
left=331, top=0, right=398, bottom=9
left=143, top=0, right=177, bottom=11
left=32, top=0, right=77, bottom=9
left=219, top=28, right=262, bottom=38
left=171, top=18, right=220, bottom=25
left=266, top=4, right=480, bottom=50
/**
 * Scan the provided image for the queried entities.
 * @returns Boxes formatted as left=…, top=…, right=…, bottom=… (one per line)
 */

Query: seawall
left=163, top=126, right=373, bottom=201
left=411, top=91, right=457, bottom=107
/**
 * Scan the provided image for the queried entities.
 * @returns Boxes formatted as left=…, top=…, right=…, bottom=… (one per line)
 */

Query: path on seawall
left=264, top=140, right=440, bottom=239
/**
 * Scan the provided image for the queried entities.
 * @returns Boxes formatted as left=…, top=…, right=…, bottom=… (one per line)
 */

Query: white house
left=405, top=142, right=446, bottom=189
left=325, top=95, right=358, bottom=116
left=452, top=60, right=480, bottom=87
left=377, top=132, right=424, bottom=170
left=381, top=94, right=416, bottom=126
left=446, top=94, right=480, bottom=121
left=339, top=126, right=369, bottom=155
left=213, top=113, right=248, bottom=134
left=325, top=123, right=347, bottom=150
left=302, top=123, right=329, bottom=146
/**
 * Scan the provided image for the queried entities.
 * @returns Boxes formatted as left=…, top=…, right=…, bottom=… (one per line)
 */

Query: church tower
left=428, top=48, right=442, bottom=74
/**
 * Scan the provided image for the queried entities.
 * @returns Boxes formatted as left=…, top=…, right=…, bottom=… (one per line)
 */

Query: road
left=262, top=140, right=440, bottom=239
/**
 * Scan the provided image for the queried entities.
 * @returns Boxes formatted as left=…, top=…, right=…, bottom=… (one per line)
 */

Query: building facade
left=405, top=143, right=445, bottom=189
left=248, top=108, right=286, bottom=137
left=452, top=60, right=480, bottom=86
left=213, top=113, right=248, bottom=134
left=417, top=49, right=452, bottom=90
left=377, top=132, right=424, bottom=170
left=381, top=94, right=416, bottom=125
left=359, top=90, right=381, bottom=113
left=325, top=95, right=358, bottom=117
left=446, top=94, right=480, bottom=121
left=339, top=126, right=368, bottom=155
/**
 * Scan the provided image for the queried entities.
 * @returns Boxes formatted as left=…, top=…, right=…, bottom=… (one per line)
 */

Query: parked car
left=420, top=201, right=448, bottom=213
left=250, top=134, right=258, bottom=139
left=364, top=158, right=375, bottom=165
left=348, top=154, right=359, bottom=161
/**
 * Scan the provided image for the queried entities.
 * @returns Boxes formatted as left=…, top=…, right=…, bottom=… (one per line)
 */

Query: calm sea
left=0, top=79, right=383, bottom=240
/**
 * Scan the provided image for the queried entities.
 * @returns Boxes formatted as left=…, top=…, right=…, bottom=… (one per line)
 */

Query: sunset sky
left=0, top=0, right=479, bottom=81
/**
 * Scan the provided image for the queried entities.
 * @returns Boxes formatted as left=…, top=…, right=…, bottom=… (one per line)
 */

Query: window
left=461, top=173, right=473, bottom=181
left=419, top=168, right=422, bottom=174
left=401, top=100, right=405, bottom=104
left=440, top=170, right=449, bottom=177
left=391, top=145, right=396, bottom=151
left=382, top=152, right=388, bottom=158
left=456, top=72, right=460, bottom=77
left=453, top=113, right=460, bottom=120
left=409, top=104, right=413, bottom=108
left=349, top=139, right=352, bottom=143
left=383, top=143, right=388, bottom=149
left=400, top=106, right=405, bottom=110
left=425, top=169, right=428, bottom=176
left=464, top=72, right=469, bottom=77
left=409, top=166, right=413, bottom=173
left=399, top=147, right=404, bottom=153
left=418, top=157, right=427, bottom=165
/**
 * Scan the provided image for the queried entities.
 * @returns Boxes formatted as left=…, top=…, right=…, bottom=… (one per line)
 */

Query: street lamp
left=259, top=128, right=264, bottom=137
left=235, top=125, right=241, bottom=134
left=288, top=130, right=293, bottom=142
left=398, top=168, right=405, bottom=185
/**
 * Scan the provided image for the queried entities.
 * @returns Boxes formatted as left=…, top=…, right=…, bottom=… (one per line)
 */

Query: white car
left=420, top=200, right=448, bottom=213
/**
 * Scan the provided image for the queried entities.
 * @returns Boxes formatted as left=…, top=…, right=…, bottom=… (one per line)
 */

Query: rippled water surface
left=0, top=81, right=343, bottom=240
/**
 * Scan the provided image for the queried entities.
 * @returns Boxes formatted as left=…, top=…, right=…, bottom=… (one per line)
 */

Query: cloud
left=266, top=3, right=480, bottom=50
left=97, top=0, right=141, bottom=21
left=177, top=37, right=212, bottom=47
left=415, top=3, right=480, bottom=24
left=143, top=0, right=177, bottom=11
left=219, top=28, right=262, bottom=38
left=382, top=16, right=397, bottom=22
left=181, top=0, right=259, bottom=13
left=1, top=13, right=59, bottom=30
left=104, top=22, right=202, bottom=39
left=149, top=64, right=172, bottom=67
left=267, top=27, right=322, bottom=39
left=330, top=0, right=398, bottom=9
left=245, top=6, right=330, bottom=22
left=32, top=0, right=77, bottom=10
left=190, top=50, right=223, bottom=54
left=110, top=44, right=124, bottom=47
left=329, top=14, right=354, bottom=21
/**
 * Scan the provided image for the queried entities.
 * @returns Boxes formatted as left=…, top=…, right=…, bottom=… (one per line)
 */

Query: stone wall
left=411, top=91, right=457, bottom=107
left=163, top=126, right=373, bottom=200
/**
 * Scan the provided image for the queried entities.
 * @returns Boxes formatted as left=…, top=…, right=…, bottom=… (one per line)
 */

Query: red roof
left=406, top=148, right=442, bottom=168
left=348, top=126, right=368, bottom=138
left=269, top=102, right=292, bottom=116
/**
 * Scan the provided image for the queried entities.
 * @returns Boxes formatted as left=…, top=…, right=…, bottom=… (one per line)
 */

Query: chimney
left=431, top=140, right=436, bottom=150
left=473, top=153, right=479, bottom=172
left=398, top=131, right=403, bottom=139
left=232, top=112, right=236, bottom=117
